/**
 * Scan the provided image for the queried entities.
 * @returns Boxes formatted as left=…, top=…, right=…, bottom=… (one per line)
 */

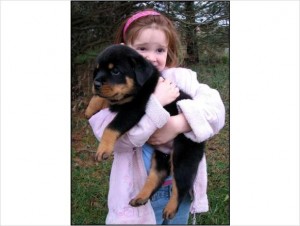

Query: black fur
left=93, top=44, right=205, bottom=218
left=93, top=45, right=158, bottom=134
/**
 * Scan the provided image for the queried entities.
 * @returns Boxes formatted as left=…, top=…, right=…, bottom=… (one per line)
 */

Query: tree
left=71, top=1, right=229, bottom=99
left=71, top=1, right=229, bottom=64
left=184, top=1, right=200, bottom=63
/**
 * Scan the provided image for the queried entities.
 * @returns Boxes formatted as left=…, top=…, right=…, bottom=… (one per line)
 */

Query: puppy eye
left=111, top=68, right=120, bottom=76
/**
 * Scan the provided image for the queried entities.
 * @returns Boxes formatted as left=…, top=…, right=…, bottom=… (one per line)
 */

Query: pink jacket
left=89, top=68, right=225, bottom=224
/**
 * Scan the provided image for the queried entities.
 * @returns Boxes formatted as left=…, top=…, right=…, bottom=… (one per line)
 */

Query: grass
left=191, top=62, right=229, bottom=225
left=71, top=62, right=229, bottom=225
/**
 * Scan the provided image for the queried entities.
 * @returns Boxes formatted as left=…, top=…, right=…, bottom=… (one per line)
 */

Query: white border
left=230, top=1, right=299, bottom=225
left=1, top=1, right=70, bottom=225
left=0, top=1, right=299, bottom=225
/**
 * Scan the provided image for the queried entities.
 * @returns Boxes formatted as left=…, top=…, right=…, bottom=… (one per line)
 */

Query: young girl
left=87, top=9, right=225, bottom=224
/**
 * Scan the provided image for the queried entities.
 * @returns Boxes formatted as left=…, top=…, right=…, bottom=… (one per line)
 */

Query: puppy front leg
left=95, top=128, right=120, bottom=161
left=95, top=108, right=145, bottom=162
left=85, top=95, right=109, bottom=119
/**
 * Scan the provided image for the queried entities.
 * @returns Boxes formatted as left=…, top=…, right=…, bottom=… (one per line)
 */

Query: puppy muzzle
left=94, top=80, right=102, bottom=91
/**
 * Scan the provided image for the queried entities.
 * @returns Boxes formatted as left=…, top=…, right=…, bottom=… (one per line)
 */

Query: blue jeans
left=150, top=185, right=191, bottom=225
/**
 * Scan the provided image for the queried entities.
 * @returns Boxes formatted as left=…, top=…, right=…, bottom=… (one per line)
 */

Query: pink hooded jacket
left=89, top=68, right=225, bottom=224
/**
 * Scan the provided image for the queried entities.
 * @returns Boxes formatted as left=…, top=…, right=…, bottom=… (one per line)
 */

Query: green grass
left=71, top=144, right=112, bottom=224
left=71, top=62, right=229, bottom=225
left=191, top=63, right=229, bottom=225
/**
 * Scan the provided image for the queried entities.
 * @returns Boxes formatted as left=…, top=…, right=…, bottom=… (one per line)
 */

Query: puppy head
left=92, top=45, right=155, bottom=105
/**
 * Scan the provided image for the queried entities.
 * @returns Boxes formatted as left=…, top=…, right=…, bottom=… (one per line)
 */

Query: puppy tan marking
left=95, top=128, right=121, bottom=161
left=113, top=77, right=134, bottom=94
left=108, top=63, right=114, bottom=69
left=85, top=96, right=109, bottom=119
left=98, top=77, right=135, bottom=104
left=163, top=176, right=179, bottom=219
left=163, top=153, right=179, bottom=219
left=129, top=153, right=167, bottom=206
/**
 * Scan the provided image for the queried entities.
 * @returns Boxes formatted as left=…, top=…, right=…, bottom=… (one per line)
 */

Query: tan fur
left=108, top=63, right=114, bottom=69
left=163, top=179, right=179, bottom=219
left=85, top=95, right=109, bottom=119
left=129, top=153, right=168, bottom=206
left=85, top=77, right=134, bottom=118
left=97, top=77, right=135, bottom=104
left=163, top=153, right=179, bottom=220
left=95, top=128, right=121, bottom=161
left=87, top=74, right=136, bottom=162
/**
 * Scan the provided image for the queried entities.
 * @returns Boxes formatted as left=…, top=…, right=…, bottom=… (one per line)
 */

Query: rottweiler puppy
left=87, top=44, right=205, bottom=219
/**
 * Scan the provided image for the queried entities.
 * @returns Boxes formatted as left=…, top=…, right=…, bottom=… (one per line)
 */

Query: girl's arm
left=147, top=113, right=190, bottom=145
left=149, top=68, right=225, bottom=144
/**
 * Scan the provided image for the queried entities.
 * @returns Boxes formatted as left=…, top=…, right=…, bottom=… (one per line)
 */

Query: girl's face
left=129, top=27, right=168, bottom=72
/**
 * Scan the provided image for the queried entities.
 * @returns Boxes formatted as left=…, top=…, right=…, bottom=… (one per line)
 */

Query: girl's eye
left=138, top=47, right=146, bottom=51
left=111, top=68, right=120, bottom=76
left=157, top=48, right=165, bottom=53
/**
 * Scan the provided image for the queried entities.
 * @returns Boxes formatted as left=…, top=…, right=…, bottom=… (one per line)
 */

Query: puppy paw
left=95, top=128, right=120, bottom=162
left=129, top=197, right=149, bottom=207
left=163, top=202, right=178, bottom=220
left=84, top=107, right=95, bottom=119
left=94, top=143, right=113, bottom=162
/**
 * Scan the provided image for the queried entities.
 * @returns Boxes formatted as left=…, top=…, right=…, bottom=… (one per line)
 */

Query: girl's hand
left=148, top=114, right=192, bottom=145
left=154, top=77, right=179, bottom=106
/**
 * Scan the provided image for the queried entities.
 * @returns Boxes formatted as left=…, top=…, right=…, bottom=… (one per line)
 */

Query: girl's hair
left=115, top=9, right=182, bottom=67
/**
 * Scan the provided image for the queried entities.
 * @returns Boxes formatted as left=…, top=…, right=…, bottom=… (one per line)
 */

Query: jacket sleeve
left=162, top=68, right=226, bottom=143
left=88, top=94, right=170, bottom=149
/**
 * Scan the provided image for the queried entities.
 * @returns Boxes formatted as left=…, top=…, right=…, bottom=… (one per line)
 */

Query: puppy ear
left=132, top=56, right=154, bottom=86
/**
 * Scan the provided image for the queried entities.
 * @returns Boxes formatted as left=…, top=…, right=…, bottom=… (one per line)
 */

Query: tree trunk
left=185, top=1, right=199, bottom=63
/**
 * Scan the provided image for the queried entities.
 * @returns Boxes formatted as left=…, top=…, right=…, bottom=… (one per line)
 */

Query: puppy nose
left=94, top=80, right=102, bottom=90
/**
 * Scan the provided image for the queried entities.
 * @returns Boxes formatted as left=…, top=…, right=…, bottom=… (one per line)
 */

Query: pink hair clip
left=123, top=10, right=160, bottom=40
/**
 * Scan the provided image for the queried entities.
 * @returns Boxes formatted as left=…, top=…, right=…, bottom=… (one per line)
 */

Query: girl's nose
left=146, top=53, right=156, bottom=62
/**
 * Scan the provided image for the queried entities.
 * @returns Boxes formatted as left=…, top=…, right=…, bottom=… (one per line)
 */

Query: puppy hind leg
left=129, top=150, right=170, bottom=207
left=162, top=152, right=183, bottom=220
left=163, top=164, right=193, bottom=220
left=163, top=174, right=180, bottom=220
left=163, top=140, right=202, bottom=220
